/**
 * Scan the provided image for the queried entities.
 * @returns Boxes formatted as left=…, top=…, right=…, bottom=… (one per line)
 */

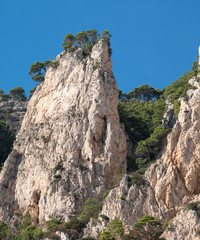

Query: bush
left=0, top=221, right=13, bottom=239
left=46, top=218, right=63, bottom=232
left=107, top=219, right=124, bottom=237
left=100, top=230, right=113, bottom=240
left=29, top=87, right=36, bottom=98
left=131, top=172, right=145, bottom=186
left=65, top=218, right=85, bottom=232
left=185, top=201, right=200, bottom=216
left=123, top=215, right=164, bottom=240
left=79, top=198, right=101, bottom=225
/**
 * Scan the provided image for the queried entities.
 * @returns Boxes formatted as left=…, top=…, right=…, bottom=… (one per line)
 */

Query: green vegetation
left=185, top=201, right=200, bottom=216
left=0, top=221, right=13, bottom=239
left=124, top=215, right=167, bottom=240
left=29, top=60, right=59, bottom=83
left=0, top=88, right=27, bottom=101
left=0, top=121, right=15, bottom=169
left=118, top=59, right=199, bottom=173
left=79, top=198, right=101, bottom=225
left=62, top=29, right=112, bottom=56
left=29, top=87, right=36, bottom=98
left=10, top=87, right=26, bottom=100
left=0, top=211, right=44, bottom=240
left=100, top=219, right=124, bottom=240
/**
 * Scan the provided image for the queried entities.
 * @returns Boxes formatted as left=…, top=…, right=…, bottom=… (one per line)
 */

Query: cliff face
left=85, top=76, right=200, bottom=238
left=0, top=40, right=127, bottom=224
left=0, top=100, right=27, bottom=134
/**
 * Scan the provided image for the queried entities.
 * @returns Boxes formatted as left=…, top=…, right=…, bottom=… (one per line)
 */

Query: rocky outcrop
left=0, top=100, right=27, bottom=134
left=0, top=40, right=127, bottom=225
left=161, top=209, right=200, bottom=240
left=85, top=75, right=200, bottom=237
left=162, top=101, right=176, bottom=129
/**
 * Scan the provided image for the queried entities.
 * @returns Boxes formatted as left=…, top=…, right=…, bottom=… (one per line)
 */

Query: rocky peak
left=0, top=40, right=127, bottom=225
left=84, top=74, right=200, bottom=238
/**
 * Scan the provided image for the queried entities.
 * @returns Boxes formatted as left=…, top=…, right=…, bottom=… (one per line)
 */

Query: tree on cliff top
left=62, top=33, right=76, bottom=50
left=10, top=87, right=26, bottom=100
left=29, top=62, right=46, bottom=82
left=62, top=29, right=112, bottom=53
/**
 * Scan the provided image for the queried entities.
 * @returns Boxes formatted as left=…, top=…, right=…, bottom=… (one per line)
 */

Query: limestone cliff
left=84, top=75, right=200, bottom=238
left=0, top=40, right=127, bottom=224
left=0, top=100, right=27, bottom=134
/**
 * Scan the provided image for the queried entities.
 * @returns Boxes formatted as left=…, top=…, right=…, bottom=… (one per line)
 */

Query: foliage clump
left=29, top=60, right=59, bottom=83
left=10, top=87, right=26, bottom=101
left=79, top=198, right=101, bottom=225
left=185, top=201, right=200, bottom=216
left=0, top=211, right=44, bottom=240
left=124, top=215, right=167, bottom=240
left=100, top=219, right=124, bottom=240
left=29, top=87, right=36, bottom=98
left=119, top=59, right=199, bottom=173
left=62, top=29, right=112, bottom=56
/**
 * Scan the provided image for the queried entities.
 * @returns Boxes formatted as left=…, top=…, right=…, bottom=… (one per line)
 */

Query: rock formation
left=0, top=100, right=27, bottom=134
left=84, top=75, right=200, bottom=238
left=0, top=40, right=127, bottom=225
left=2, top=37, right=200, bottom=240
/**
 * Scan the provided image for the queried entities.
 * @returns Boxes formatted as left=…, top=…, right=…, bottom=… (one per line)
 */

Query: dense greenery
left=0, top=211, right=169, bottom=240
left=0, top=87, right=27, bottom=101
left=62, top=29, right=112, bottom=55
left=79, top=198, right=102, bottom=225
left=118, top=59, right=199, bottom=173
left=0, top=121, right=15, bottom=169
left=0, top=211, right=44, bottom=240
left=10, top=87, right=26, bottom=100
left=123, top=215, right=167, bottom=240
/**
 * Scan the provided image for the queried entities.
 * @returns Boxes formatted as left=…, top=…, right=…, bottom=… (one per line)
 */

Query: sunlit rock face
left=85, top=75, right=200, bottom=237
left=0, top=40, right=127, bottom=224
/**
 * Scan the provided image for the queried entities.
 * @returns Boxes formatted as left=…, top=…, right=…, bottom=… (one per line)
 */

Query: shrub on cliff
left=79, top=198, right=101, bottom=225
left=123, top=215, right=164, bottom=240
left=0, top=221, right=13, bottom=239
left=29, top=87, right=36, bottom=98
left=0, top=89, right=11, bottom=101
left=62, top=33, right=76, bottom=50
left=29, top=60, right=59, bottom=83
left=10, top=87, right=26, bottom=101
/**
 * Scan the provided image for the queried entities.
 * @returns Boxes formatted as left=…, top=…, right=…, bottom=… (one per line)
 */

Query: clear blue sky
left=1, top=0, right=200, bottom=96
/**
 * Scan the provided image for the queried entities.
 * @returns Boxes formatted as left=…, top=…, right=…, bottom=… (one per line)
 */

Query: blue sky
left=1, top=0, right=200, bottom=96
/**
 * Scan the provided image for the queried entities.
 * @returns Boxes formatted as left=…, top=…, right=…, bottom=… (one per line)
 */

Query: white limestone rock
left=0, top=40, right=127, bottom=225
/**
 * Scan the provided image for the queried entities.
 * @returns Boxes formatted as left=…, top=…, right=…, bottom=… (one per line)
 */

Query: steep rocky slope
left=0, top=100, right=27, bottom=134
left=85, top=76, right=200, bottom=238
left=0, top=40, right=127, bottom=225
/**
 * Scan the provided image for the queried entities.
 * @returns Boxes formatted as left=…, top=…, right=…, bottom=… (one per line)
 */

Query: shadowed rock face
left=0, top=40, right=127, bottom=224
left=0, top=100, right=27, bottom=134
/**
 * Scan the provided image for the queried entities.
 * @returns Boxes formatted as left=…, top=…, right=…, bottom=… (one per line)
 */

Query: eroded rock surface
left=161, top=209, right=200, bottom=240
left=0, top=100, right=27, bottom=134
left=0, top=40, right=127, bottom=224
left=85, top=75, right=200, bottom=236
